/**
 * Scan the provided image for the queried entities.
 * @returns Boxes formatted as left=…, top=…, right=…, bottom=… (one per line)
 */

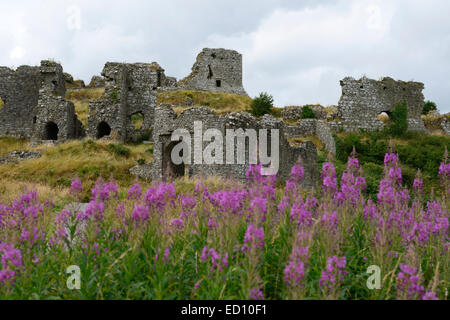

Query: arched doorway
left=163, top=141, right=186, bottom=178
left=44, top=122, right=59, bottom=140
left=97, top=121, right=111, bottom=139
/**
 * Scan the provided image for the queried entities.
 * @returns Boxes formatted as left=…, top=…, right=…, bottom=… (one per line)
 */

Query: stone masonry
left=87, top=62, right=175, bottom=142
left=0, top=60, right=83, bottom=141
left=0, top=65, right=41, bottom=138
left=178, top=48, right=247, bottom=95
left=148, top=105, right=318, bottom=187
left=338, top=76, right=427, bottom=132
left=32, top=61, right=84, bottom=141
left=284, top=119, right=336, bottom=155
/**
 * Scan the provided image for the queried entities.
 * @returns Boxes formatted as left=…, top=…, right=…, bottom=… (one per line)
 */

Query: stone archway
left=97, top=121, right=111, bottom=139
left=163, top=141, right=186, bottom=178
left=44, top=122, right=59, bottom=140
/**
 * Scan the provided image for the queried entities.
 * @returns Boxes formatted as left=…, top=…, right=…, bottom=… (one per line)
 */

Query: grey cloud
left=0, top=0, right=448, bottom=112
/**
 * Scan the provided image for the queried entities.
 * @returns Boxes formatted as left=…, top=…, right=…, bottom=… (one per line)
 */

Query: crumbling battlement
left=177, top=48, right=247, bottom=96
left=87, top=62, right=175, bottom=142
left=338, top=76, right=427, bottom=132
left=148, top=104, right=318, bottom=186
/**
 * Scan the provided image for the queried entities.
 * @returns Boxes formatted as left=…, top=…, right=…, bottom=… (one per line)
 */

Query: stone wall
left=148, top=105, right=318, bottom=187
left=338, top=76, right=427, bottom=132
left=178, top=48, right=247, bottom=95
left=0, top=60, right=83, bottom=141
left=284, top=119, right=336, bottom=155
left=0, top=65, right=41, bottom=138
left=87, top=62, right=173, bottom=142
left=88, top=75, right=105, bottom=88
left=442, top=116, right=450, bottom=135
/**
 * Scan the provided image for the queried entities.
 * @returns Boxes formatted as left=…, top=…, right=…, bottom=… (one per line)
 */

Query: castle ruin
left=2, top=48, right=446, bottom=185
left=87, top=62, right=175, bottom=142
left=177, top=48, right=247, bottom=95
left=143, top=105, right=318, bottom=186
left=0, top=60, right=83, bottom=141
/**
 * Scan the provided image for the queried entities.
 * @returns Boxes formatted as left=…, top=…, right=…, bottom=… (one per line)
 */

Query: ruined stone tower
left=32, top=60, right=84, bottom=141
left=87, top=62, right=174, bottom=142
left=178, top=48, right=247, bottom=95
left=0, top=60, right=83, bottom=141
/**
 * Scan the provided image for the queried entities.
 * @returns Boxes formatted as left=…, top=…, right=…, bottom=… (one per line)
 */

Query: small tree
left=250, top=92, right=274, bottom=117
left=301, top=105, right=316, bottom=119
left=388, top=102, right=408, bottom=136
left=423, top=100, right=437, bottom=115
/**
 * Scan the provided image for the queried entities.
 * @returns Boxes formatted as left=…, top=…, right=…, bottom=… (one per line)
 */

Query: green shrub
left=335, top=132, right=450, bottom=192
left=137, top=158, right=146, bottom=165
left=301, top=105, right=316, bottom=119
left=108, top=144, right=131, bottom=158
left=396, top=135, right=450, bottom=179
left=388, top=102, right=408, bottom=136
left=335, top=132, right=386, bottom=164
left=362, top=162, right=384, bottom=200
left=423, top=100, right=437, bottom=115
left=250, top=92, right=274, bottom=117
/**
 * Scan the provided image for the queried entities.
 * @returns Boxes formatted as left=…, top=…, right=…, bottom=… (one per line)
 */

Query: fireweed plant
left=0, top=151, right=448, bottom=300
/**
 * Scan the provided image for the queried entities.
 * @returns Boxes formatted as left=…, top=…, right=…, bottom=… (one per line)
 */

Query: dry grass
left=66, top=88, right=104, bottom=101
left=288, top=136, right=325, bottom=150
left=158, top=90, right=252, bottom=115
left=0, top=139, right=153, bottom=202
left=421, top=113, right=443, bottom=131
left=0, top=178, right=70, bottom=203
left=0, top=137, right=33, bottom=156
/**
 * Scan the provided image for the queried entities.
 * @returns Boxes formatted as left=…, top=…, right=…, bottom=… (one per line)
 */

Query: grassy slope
left=0, top=139, right=152, bottom=203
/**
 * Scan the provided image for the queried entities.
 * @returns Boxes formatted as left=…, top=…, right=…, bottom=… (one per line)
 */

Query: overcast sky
left=1, top=0, right=449, bottom=111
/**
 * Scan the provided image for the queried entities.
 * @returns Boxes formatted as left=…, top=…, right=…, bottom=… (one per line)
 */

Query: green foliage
left=335, top=131, right=450, bottom=198
left=388, top=102, right=408, bottom=136
left=0, top=97, right=4, bottom=109
left=137, top=158, right=146, bottom=165
left=362, top=162, right=384, bottom=200
left=301, top=105, right=316, bottom=119
left=335, top=132, right=387, bottom=164
left=108, top=144, right=131, bottom=158
left=250, top=92, right=274, bottom=117
left=131, top=113, right=144, bottom=130
left=396, top=135, right=449, bottom=178
left=423, top=100, right=437, bottom=115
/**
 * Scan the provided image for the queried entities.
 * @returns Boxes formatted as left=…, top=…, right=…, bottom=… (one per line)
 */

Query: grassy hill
left=0, top=139, right=151, bottom=203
